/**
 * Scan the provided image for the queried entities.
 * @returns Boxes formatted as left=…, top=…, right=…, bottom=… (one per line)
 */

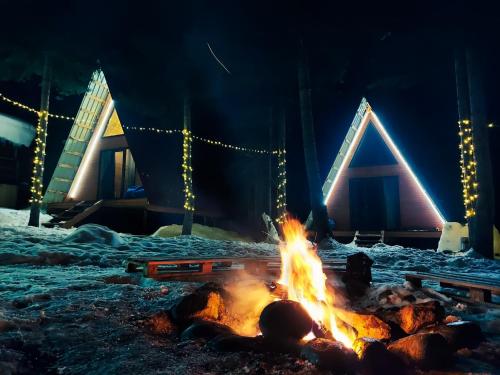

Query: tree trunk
left=268, top=107, right=274, bottom=218
left=466, top=47, right=494, bottom=258
left=28, top=55, right=51, bottom=227
left=297, top=39, right=330, bottom=241
left=454, top=48, right=475, bottom=246
left=276, top=104, right=287, bottom=224
left=182, top=92, right=194, bottom=235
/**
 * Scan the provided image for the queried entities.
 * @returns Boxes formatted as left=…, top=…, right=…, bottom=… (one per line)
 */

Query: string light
left=457, top=119, right=478, bottom=219
left=191, top=134, right=271, bottom=154
left=124, top=125, right=276, bottom=155
left=276, top=148, right=287, bottom=224
left=182, top=128, right=195, bottom=211
left=29, top=111, right=49, bottom=204
left=0, top=92, right=75, bottom=120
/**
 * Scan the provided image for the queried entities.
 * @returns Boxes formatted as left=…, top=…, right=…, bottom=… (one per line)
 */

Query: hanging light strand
left=182, top=128, right=195, bottom=211
left=0, top=92, right=75, bottom=120
left=124, top=125, right=278, bottom=155
left=276, top=148, right=287, bottom=224
left=457, top=119, right=478, bottom=219
left=29, top=111, right=49, bottom=204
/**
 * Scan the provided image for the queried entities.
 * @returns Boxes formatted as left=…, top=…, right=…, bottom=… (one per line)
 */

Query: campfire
left=277, top=217, right=355, bottom=348
left=148, top=217, right=486, bottom=373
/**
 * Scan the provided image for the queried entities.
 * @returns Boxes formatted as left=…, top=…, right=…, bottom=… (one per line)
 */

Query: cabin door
left=98, top=149, right=137, bottom=199
left=349, top=176, right=400, bottom=230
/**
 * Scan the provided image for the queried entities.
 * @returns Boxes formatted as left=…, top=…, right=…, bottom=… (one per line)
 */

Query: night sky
left=0, top=0, right=499, bottom=227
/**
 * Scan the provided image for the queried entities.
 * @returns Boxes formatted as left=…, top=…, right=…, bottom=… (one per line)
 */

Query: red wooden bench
left=125, top=256, right=346, bottom=281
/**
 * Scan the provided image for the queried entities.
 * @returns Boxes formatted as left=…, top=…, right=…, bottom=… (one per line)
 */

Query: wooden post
left=276, top=105, right=287, bottom=224
left=28, top=54, right=51, bottom=227
left=182, top=92, right=194, bottom=235
left=268, top=107, right=274, bottom=218
left=466, top=47, right=494, bottom=258
left=454, top=48, right=475, bottom=246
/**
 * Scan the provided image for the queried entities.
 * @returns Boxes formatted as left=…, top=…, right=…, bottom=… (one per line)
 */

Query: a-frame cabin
left=322, top=98, right=445, bottom=246
left=43, top=71, right=145, bottom=230
left=44, top=71, right=141, bottom=205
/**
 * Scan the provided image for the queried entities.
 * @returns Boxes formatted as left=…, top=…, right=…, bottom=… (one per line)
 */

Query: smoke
left=221, top=275, right=274, bottom=337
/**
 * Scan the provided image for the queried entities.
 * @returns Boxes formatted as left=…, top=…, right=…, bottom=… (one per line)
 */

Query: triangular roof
left=44, top=70, right=127, bottom=203
left=321, top=98, right=445, bottom=225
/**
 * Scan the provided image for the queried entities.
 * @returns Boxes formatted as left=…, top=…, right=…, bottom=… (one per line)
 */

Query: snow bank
left=153, top=223, right=251, bottom=242
left=0, top=113, right=35, bottom=146
left=0, top=207, right=52, bottom=226
left=64, top=224, right=126, bottom=247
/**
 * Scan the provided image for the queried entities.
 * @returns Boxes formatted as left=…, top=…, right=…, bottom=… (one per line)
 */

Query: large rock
left=147, top=312, right=176, bottom=335
left=421, top=321, right=484, bottom=350
left=301, top=338, right=358, bottom=372
left=397, top=301, right=445, bottom=334
left=388, top=332, right=452, bottom=370
left=170, top=283, right=227, bottom=325
left=353, top=337, right=406, bottom=375
left=209, top=334, right=265, bottom=352
left=180, top=320, right=235, bottom=341
left=334, top=308, right=392, bottom=340
left=259, top=300, right=313, bottom=341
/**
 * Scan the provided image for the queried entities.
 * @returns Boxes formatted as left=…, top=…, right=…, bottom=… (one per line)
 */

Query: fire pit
left=146, top=218, right=485, bottom=373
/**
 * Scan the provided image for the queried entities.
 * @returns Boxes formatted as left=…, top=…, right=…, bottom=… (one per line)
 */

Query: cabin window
left=102, top=110, right=124, bottom=137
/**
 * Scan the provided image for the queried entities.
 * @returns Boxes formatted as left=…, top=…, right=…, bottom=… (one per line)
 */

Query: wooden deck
left=406, top=271, right=500, bottom=305
left=47, top=198, right=221, bottom=218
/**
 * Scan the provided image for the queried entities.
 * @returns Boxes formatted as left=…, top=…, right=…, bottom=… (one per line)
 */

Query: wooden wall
left=326, top=163, right=442, bottom=230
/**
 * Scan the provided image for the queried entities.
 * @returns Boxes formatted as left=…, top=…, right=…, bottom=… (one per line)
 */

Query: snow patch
left=0, top=208, right=52, bottom=226
left=64, top=224, right=126, bottom=247
left=153, top=223, right=251, bottom=242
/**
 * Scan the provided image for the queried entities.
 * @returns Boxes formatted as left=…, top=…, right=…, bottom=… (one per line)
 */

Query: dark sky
left=0, top=0, right=499, bottom=226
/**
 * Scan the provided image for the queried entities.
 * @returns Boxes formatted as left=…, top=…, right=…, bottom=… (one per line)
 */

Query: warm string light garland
left=458, top=119, right=478, bottom=219
left=0, top=92, right=75, bottom=120
left=123, top=125, right=275, bottom=155
left=29, top=111, right=49, bottom=204
left=3, top=92, right=288, bottom=217
left=123, top=125, right=181, bottom=135
left=182, top=128, right=195, bottom=211
left=276, top=148, right=287, bottom=224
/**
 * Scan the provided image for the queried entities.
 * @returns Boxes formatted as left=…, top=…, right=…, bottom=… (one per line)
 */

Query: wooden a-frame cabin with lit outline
left=42, top=70, right=220, bottom=231
left=319, top=98, right=446, bottom=247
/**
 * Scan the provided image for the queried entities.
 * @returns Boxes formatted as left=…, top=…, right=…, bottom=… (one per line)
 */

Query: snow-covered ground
left=1, top=209, right=499, bottom=374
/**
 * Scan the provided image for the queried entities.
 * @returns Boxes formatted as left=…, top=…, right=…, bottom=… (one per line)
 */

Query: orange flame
left=278, top=217, right=355, bottom=348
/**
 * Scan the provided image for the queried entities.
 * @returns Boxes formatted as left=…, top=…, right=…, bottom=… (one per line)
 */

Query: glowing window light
left=67, top=99, right=114, bottom=200
left=323, top=109, right=445, bottom=225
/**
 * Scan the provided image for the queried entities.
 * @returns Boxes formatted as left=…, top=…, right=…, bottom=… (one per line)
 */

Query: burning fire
left=278, top=218, right=356, bottom=348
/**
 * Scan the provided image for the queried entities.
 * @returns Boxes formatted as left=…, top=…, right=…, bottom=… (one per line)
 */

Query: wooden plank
left=62, top=200, right=104, bottom=229
left=405, top=273, right=499, bottom=305
left=406, top=273, right=500, bottom=291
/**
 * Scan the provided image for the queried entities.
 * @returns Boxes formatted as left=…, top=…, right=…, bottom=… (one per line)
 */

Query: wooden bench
left=125, top=256, right=347, bottom=281
left=405, top=272, right=500, bottom=305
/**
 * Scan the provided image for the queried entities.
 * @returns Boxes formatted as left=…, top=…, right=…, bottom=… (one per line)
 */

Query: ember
left=277, top=217, right=356, bottom=348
